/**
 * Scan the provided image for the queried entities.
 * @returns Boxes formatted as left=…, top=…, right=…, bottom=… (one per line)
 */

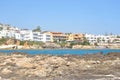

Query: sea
left=0, top=49, right=120, bottom=55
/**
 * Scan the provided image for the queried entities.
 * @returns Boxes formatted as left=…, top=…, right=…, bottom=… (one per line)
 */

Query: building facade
left=67, top=33, right=84, bottom=42
left=33, top=32, right=51, bottom=42
left=43, top=31, right=67, bottom=42
left=85, top=34, right=111, bottom=45
left=19, top=29, right=33, bottom=41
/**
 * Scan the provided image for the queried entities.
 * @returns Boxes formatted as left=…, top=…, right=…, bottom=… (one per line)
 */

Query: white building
left=0, top=23, right=51, bottom=42
left=85, top=34, right=97, bottom=44
left=0, top=29, right=21, bottom=39
left=0, top=23, right=20, bottom=39
left=85, top=34, right=111, bottom=45
left=110, top=35, right=120, bottom=43
left=0, top=23, right=19, bottom=30
left=33, top=32, right=51, bottom=42
left=0, top=27, right=51, bottom=42
left=0, top=30, right=7, bottom=38
left=0, top=24, right=10, bottom=30
left=14, top=32, right=21, bottom=40
left=20, top=29, right=33, bottom=41
left=0, top=31, right=2, bottom=38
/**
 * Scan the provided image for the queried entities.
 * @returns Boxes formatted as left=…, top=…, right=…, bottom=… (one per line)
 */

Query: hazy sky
left=0, top=0, right=120, bottom=34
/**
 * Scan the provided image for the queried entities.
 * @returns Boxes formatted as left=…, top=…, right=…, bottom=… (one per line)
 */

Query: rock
left=107, top=52, right=120, bottom=57
left=11, top=52, right=28, bottom=56
left=0, top=52, right=120, bottom=80
left=72, top=45, right=96, bottom=49
left=1, top=68, right=12, bottom=74
left=15, top=57, right=34, bottom=68
left=87, top=60, right=101, bottom=64
left=45, top=56, right=66, bottom=65
left=43, top=42, right=61, bottom=49
left=0, top=76, right=1, bottom=79
left=16, top=61, right=34, bottom=68
left=0, top=62, right=7, bottom=66
left=33, top=69, right=48, bottom=77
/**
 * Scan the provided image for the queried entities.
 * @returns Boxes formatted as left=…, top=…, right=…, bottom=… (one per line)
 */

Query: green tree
left=0, top=27, right=3, bottom=31
left=117, top=36, right=120, bottom=38
left=82, top=40, right=90, bottom=45
left=81, top=37, right=90, bottom=45
left=58, top=41, right=67, bottom=48
left=0, top=37, right=8, bottom=45
left=20, top=41, right=26, bottom=45
left=69, top=42, right=76, bottom=48
left=33, top=26, right=41, bottom=32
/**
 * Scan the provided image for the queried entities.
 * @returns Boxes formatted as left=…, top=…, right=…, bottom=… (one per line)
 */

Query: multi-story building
left=33, top=32, right=51, bottom=42
left=43, top=31, right=67, bottom=42
left=67, top=33, right=84, bottom=42
left=85, top=34, right=96, bottom=44
left=97, top=35, right=110, bottom=43
left=85, top=34, right=110, bottom=45
left=20, top=29, right=33, bottom=41
left=0, top=31, right=2, bottom=38
left=0, top=30, right=16, bottom=38
left=0, top=23, right=10, bottom=30
left=52, top=32, right=67, bottom=42
left=0, top=29, right=22, bottom=41
left=14, top=31, right=21, bottom=40
left=110, top=35, right=120, bottom=43
left=0, top=23, right=20, bottom=39
left=0, top=30, right=7, bottom=38
left=0, top=25, right=51, bottom=42
left=0, top=23, right=19, bottom=31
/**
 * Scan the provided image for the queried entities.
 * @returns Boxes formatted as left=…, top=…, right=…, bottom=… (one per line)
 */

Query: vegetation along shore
left=0, top=38, right=120, bottom=50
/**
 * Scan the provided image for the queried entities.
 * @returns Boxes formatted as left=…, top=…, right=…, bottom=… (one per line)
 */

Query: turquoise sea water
left=0, top=49, right=120, bottom=55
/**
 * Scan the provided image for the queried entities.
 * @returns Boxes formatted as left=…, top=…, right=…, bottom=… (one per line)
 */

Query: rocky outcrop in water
left=0, top=52, right=120, bottom=80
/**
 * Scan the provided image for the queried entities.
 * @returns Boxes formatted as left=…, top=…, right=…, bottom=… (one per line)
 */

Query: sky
left=0, top=0, right=120, bottom=34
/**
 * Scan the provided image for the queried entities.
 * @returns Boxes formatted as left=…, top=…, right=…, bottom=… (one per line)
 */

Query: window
left=33, top=34, right=37, bottom=35
left=46, top=38, right=50, bottom=40
left=33, top=37, right=38, bottom=39
left=39, top=38, right=43, bottom=40
left=39, top=35, right=43, bottom=37
left=46, top=35, right=50, bottom=37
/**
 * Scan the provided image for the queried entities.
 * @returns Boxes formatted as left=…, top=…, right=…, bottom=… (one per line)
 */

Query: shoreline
left=0, top=44, right=120, bottom=50
left=0, top=47, right=120, bottom=50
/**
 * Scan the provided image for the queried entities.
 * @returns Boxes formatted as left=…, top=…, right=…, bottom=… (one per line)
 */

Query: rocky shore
left=0, top=52, right=120, bottom=80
